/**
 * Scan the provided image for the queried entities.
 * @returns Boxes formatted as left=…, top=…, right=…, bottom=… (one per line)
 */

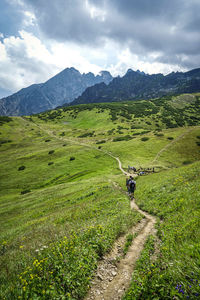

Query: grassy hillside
left=0, top=93, right=200, bottom=299
left=124, top=161, right=200, bottom=299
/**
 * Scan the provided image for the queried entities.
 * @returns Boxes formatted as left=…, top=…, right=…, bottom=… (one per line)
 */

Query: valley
left=0, top=93, right=200, bottom=299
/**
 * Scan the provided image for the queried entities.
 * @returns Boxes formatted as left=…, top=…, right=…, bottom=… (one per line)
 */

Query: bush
left=96, top=140, right=106, bottom=144
left=21, top=189, right=31, bottom=195
left=113, top=135, right=132, bottom=142
left=45, top=139, right=51, bottom=142
left=18, top=166, right=26, bottom=171
left=0, top=139, right=12, bottom=146
left=167, top=137, right=174, bottom=140
left=63, top=144, right=67, bottom=147
left=48, top=162, right=54, bottom=166
left=196, top=141, right=200, bottom=146
left=78, top=131, right=94, bottom=138
left=0, top=116, right=12, bottom=125
left=141, top=137, right=149, bottom=142
left=155, top=133, right=164, bottom=137
left=70, top=156, right=75, bottom=161
left=140, top=130, right=151, bottom=135
left=196, top=136, right=200, bottom=139
left=48, top=150, right=55, bottom=155
left=98, top=146, right=102, bottom=149
left=182, top=160, right=192, bottom=165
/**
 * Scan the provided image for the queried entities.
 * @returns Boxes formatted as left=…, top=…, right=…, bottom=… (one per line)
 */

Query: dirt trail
left=85, top=200, right=156, bottom=300
left=25, top=120, right=157, bottom=300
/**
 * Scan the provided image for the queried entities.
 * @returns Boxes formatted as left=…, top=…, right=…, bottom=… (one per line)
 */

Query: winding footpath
left=84, top=163, right=156, bottom=300
left=22, top=119, right=157, bottom=300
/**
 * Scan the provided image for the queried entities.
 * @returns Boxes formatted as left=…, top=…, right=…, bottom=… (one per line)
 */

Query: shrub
left=0, top=139, right=12, bottom=145
left=21, top=189, right=31, bottom=195
left=96, top=140, right=106, bottom=144
left=63, top=144, right=67, bottom=146
left=196, top=135, right=200, bottom=139
left=167, top=137, right=174, bottom=140
left=141, top=137, right=149, bottom=142
left=98, top=146, right=102, bottom=149
left=48, top=150, right=55, bottom=155
left=155, top=133, right=164, bottom=137
left=48, top=162, right=54, bottom=166
left=107, top=129, right=115, bottom=135
left=0, top=116, right=12, bottom=125
left=45, top=139, right=51, bottom=142
left=70, top=156, right=75, bottom=161
left=140, top=130, right=151, bottom=135
left=196, top=141, right=200, bottom=146
left=18, top=166, right=26, bottom=171
left=182, top=160, right=192, bottom=165
left=78, top=131, right=94, bottom=138
left=113, top=135, right=132, bottom=142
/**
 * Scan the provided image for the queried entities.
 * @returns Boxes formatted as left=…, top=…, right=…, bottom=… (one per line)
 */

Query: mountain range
left=0, top=67, right=200, bottom=116
left=0, top=68, right=112, bottom=116
left=71, top=68, right=200, bottom=105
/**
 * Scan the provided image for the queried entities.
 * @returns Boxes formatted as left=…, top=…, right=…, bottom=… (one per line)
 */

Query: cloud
left=0, top=0, right=200, bottom=96
left=0, top=30, right=103, bottom=95
left=22, top=0, right=200, bottom=70
left=0, top=31, right=59, bottom=93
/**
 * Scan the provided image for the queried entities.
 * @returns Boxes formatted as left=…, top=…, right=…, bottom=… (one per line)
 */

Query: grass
left=124, top=161, right=200, bottom=299
left=0, top=115, right=142, bottom=298
left=0, top=93, right=200, bottom=298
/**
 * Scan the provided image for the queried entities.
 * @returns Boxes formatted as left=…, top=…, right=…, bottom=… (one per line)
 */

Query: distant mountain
left=71, top=68, right=200, bottom=105
left=0, top=68, right=113, bottom=116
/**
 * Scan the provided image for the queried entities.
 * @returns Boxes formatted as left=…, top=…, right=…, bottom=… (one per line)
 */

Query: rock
left=109, top=277, right=113, bottom=282
left=97, top=273, right=104, bottom=281
left=112, top=271, right=117, bottom=276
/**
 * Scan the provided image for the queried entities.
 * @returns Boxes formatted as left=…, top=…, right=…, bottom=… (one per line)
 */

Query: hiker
left=129, top=177, right=136, bottom=199
left=126, top=176, right=130, bottom=193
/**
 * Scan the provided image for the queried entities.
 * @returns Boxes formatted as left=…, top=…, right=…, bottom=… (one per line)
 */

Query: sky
left=0, top=0, right=200, bottom=98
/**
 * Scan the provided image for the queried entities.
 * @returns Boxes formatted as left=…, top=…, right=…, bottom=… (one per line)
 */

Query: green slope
left=0, top=93, right=200, bottom=299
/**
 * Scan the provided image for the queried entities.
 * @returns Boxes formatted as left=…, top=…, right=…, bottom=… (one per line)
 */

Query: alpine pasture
left=0, top=93, right=200, bottom=299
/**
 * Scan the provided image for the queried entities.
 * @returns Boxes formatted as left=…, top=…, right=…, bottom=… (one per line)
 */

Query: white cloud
left=23, top=10, right=36, bottom=27
left=0, top=31, right=58, bottom=92
left=0, top=28, right=189, bottom=96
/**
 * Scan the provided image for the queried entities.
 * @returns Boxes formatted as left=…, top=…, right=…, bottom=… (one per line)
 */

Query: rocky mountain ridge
left=71, top=68, right=200, bottom=105
left=0, top=68, right=113, bottom=116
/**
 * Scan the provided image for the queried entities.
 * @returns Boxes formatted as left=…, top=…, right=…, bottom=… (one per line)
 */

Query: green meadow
left=0, top=93, right=200, bottom=299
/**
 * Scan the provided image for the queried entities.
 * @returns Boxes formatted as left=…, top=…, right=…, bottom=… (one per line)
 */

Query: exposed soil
left=85, top=198, right=156, bottom=300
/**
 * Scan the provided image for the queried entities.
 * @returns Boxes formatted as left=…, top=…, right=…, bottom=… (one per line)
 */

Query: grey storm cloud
left=18, top=0, right=200, bottom=69
left=0, top=0, right=25, bottom=36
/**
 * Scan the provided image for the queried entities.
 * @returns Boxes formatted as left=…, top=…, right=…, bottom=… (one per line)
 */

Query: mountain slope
left=71, top=68, right=200, bottom=105
left=1, top=94, right=200, bottom=298
left=0, top=68, right=112, bottom=116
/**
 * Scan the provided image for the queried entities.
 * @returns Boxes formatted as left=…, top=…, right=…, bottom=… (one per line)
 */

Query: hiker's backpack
left=129, top=180, right=136, bottom=191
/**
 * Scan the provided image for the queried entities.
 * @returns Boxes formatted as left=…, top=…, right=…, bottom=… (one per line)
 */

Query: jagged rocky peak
left=0, top=67, right=113, bottom=116
left=65, top=67, right=80, bottom=73
left=99, top=70, right=113, bottom=84
left=126, top=68, right=146, bottom=76
left=126, top=68, right=134, bottom=73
